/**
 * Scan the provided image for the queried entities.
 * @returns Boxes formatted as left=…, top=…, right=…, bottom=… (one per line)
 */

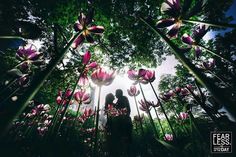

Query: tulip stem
left=185, top=87, right=220, bottom=128
left=93, top=86, right=102, bottom=157
left=182, top=19, right=236, bottom=29
left=134, top=96, right=145, bottom=136
left=153, top=107, right=165, bottom=136
left=46, top=84, right=70, bottom=138
left=207, top=70, right=232, bottom=88
left=140, top=17, right=236, bottom=119
left=55, top=64, right=87, bottom=136
left=0, top=31, right=83, bottom=136
left=198, top=44, right=236, bottom=67
left=73, top=103, right=82, bottom=127
left=138, top=83, right=159, bottom=139
left=149, top=82, right=177, bottom=138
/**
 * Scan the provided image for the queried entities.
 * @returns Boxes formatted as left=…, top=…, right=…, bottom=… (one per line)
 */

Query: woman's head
left=105, top=93, right=115, bottom=104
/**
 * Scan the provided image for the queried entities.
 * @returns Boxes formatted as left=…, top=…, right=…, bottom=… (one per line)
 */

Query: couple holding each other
left=105, top=89, right=133, bottom=156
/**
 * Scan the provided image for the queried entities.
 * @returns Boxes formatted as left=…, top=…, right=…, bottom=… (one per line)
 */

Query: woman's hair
left=105, top=93, right=114, bottom=109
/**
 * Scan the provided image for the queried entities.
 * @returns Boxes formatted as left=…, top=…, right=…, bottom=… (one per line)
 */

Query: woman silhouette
left=104, top=93, right=115, bottom=134
left=104, top=93, right=117, bottom=156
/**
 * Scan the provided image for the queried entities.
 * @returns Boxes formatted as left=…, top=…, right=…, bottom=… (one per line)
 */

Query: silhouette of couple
left=105, top=89, right=132, bottom=157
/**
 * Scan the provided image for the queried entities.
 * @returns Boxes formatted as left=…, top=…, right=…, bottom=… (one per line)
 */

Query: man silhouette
left=115, top=89, right=132, bottom=156
left=115, top=89, right=131, bottom=115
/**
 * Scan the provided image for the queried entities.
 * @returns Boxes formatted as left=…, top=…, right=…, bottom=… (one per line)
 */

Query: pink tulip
left=127, top=85, right=140, bottom=97
left=74, top=89, right=91, bottom=104
left=157, top=0, right=181, bottom=39
left=87, top=61, right=98, bottom=69
left=143, top=70, right=155, bottom=83
left=91, top=68, right=115, bottom=86
left=18, top=74, right=29, bottom=87
left=202, top=59, right=215, bottom=70
left=179, top=112, right=189, bottom=120
left=78, top=73, right=90, bottom=86
left=160, top=91, right=174, bottom=101
left=139, top=99, right=151, bottom=112
left=56, top=89, right=72, bottom=105
left=164, top=134, right=173, bottom=141
left=127, top=69, right=146, bottom=80
left=180, top=88, right=189, bottom=96
left=127, top=69, right=148, bottom=84
left=72, top=10, right=105, bottom=48
left=134, top=115, right=144, bottom=122
left=16, top=45, right=41, bottom=61
left=147, top=100, right=160, bottom=108
left=16, top=45, right=43, bottom=71
left=175, top=87, right=181, bottom=93
left=82, top=51, right=91, bottom=64
left=79, top=108, right=94, bottom=123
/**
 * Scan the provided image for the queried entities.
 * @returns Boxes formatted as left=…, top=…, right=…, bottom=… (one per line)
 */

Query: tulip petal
left=74, top=23, right=83, bottom=32
left=195, top=46, right=201, bottom=58
left=78, top=12, right=86, bottom=27
left=167, top=25, right=179, bottom=38
left=138, top=69, right=146, bottom=77
left=87, top=62, right=98, bottom=69
left=88, top=26, right=105, bottom=34
left=156, top=19, right=175, bottom=28
left=182, top=34, right=194, bottom=45
left=82, top=51, right=91, bottom=64
left=193, top=25, right=208, bottom=42
left=72, top=34, right=85, bottom=49
left=161, top=0, right=180, bottom=17
left=85, top=9, right=94, bottom=25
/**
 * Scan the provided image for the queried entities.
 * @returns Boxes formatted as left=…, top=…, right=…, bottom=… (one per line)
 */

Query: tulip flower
left=74, top=90, right=91, bottom=104
left=202, top=59, right=215, bottom=70
left=164, top=134, right=173, bottom=141
left=127, top=85, right=140, bottom=97
left=143, top=70, right=155, bottom=83
left=87, top=61, right=98, bottom=69
left=147, top=100, right=160, bottom=108
left=182, top=26, right=235, bottom=66
left=134, top=115, right=144, bottom=122
left=72, top=10, right=105, bottom=49
left=79, top=108, right=94, bottom=123
left=160, top=91, right=174, bottom=101
left=18, top=74, right=29, bottom=87
left=139, top=99, right=151, bottom=112
left=127, top=69, right=147, bottom=84
left=56, top=89, right=72, bottom=105
left=16, top=45, right=43, bottom=70
left=179, top=112, right=189, bottom=120
left=91, top=68, right=115, bottom=86
left=180, top=88, right=189, bottom=97
left=91, top=67, right=115, bottom=156
left=181, top=26, right=207, bottom=58
left=73, top=89, right=91, bottom=124
left=156, top=0, right=181, bottom=38
left=127, top=85, right=144, bottom=135
left=37, top=126, right=48, bottom=136
left=78, top=61, right=98, bottom=87
left=175, top=87, right=181, bottom=94
left=82, top=51, right=91, bottom=65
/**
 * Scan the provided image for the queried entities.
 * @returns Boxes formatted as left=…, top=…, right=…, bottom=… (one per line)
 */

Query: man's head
left=115, top=89, right=123, bottom=98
